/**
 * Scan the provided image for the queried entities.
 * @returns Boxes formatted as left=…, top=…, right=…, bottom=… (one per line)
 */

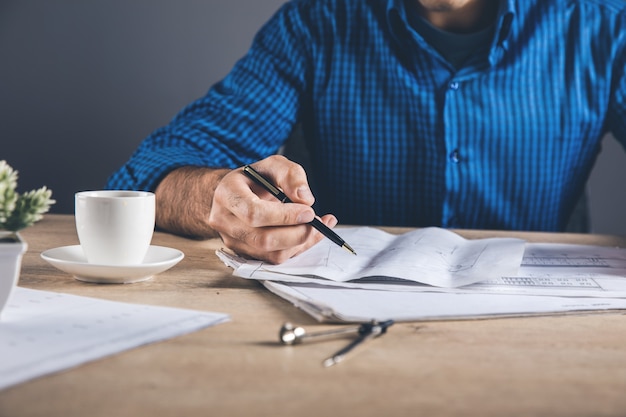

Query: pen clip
left=243, top=165, right=291, bottom=203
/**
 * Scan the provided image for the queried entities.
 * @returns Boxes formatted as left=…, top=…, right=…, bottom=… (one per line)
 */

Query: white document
left=220, top=227, right=526, bottom=288
left=0, top=287, right=229, bottom=391
left=263, top=281, right=626, bottom=323
left=465, top=242, right=626, bottom=297
left=217, top=227, right=626, bottom=322
left=218, top=237, right=626, bottom=298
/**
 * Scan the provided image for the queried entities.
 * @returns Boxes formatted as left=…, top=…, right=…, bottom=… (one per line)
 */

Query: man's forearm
left=155, top=166, right=230, bottom=239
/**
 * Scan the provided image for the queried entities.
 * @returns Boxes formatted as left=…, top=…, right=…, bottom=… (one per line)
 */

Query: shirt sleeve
left=105, top=2, right=312, bottom=191
left=607, top=7, right=626, bottom=149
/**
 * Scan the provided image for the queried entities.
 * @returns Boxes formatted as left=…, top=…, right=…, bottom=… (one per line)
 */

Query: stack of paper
left=217, top=227, right=626, bottom=322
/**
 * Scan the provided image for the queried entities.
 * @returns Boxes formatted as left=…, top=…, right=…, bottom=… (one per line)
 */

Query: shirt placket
left=441, top=76, right=467, bottom=229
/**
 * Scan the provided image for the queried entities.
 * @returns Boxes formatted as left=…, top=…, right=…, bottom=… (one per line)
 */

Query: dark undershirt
left=406, top=2, right=496, bottom=69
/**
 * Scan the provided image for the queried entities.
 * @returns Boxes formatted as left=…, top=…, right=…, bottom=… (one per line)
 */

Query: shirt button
left=449, top=149, right=461, bottom=163
left=449, top=82, right=459, bottom=90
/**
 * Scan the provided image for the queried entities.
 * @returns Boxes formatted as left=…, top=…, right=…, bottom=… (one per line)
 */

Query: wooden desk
left=2, top=214, right=626, bottom=417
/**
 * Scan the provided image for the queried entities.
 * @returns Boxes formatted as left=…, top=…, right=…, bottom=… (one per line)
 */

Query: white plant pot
left=0, top=231, right=27, bottom=318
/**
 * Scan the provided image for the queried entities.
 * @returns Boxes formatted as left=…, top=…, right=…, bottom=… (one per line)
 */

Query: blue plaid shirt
left=107, top=0, right=626, bottom=231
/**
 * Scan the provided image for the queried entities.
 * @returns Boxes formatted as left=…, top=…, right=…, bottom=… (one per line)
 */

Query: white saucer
left=41, top=245, right=184, bottom=284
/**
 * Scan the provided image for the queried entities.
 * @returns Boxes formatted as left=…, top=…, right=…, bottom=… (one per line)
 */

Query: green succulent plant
left=0, top=160, right=55, bottom=232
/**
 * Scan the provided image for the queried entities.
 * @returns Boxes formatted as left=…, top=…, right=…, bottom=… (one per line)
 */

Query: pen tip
left=342, top=243, right=357, bottom=255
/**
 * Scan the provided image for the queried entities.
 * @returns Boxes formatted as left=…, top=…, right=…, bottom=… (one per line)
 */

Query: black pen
left=242, top=165, right=356, bottom=255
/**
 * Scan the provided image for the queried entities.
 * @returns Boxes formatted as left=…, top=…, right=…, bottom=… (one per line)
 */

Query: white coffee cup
left=75, top=190, right=155, bottom=265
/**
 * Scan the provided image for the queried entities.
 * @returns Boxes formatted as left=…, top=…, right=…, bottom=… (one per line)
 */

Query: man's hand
left=155, top=155, right=337, bottom=263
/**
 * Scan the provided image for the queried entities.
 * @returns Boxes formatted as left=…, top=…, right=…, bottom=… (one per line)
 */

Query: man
left=107, top=0, right=626, bottom=263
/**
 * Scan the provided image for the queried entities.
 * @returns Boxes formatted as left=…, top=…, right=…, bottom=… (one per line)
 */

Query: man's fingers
left=219, top=221, right=322, bottom=263
left=241, top=198, right=314, bottom=227
left=207, top=156, right=334, bottom=264
left=249, top=156, right=315, bottom=206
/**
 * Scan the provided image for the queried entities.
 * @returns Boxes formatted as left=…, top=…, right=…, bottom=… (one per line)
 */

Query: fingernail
left=329, top=216, right=338, bottom=227
left=297, top=186, right=314, bottom=202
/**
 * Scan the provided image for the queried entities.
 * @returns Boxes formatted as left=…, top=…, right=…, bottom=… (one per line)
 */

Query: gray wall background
left=1, top=0, right=625, bottom=235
